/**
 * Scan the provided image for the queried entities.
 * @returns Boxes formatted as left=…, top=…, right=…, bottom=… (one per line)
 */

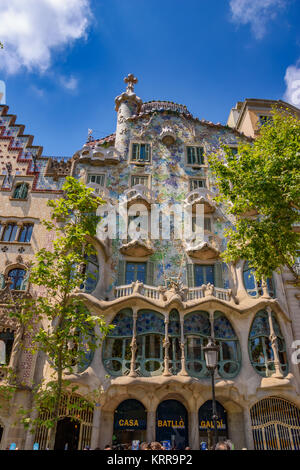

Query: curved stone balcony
left=184, top=188, right=216, bottom=213
left=76, top=144, right=121, bottom=165
left=121, top=185, right=155, bottom=206
left=114, top=280, right=237, bottom=305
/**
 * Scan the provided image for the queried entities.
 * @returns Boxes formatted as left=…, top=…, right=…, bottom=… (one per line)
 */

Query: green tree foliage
left=7, top=177, right=113, bottom=449
left=209, top=108, right=300, bottom=284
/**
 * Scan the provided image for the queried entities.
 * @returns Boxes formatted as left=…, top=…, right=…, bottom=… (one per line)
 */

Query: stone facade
left=0, top=75, right=300, bottom=450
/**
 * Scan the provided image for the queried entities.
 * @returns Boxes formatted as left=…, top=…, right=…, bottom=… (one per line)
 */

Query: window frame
left=130, top=174, right=151, bottom=188
left=2, top=223, right=18, bottom=242
left=18, top=223, right=34, bottom=243
left=12, top=182, right=29, bottom=200
left=130, top=142, right=152, bottom=165
left=189, top=178, right=207, bottom=191
left=185, top=145, right=206, bottom=167
left=86, top=173, right=106, bottom=187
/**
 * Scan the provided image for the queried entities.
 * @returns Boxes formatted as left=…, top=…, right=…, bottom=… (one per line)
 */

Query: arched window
left=184, top=311, right=211, bottom=378
left=0, top=330, right=14, bottom=365
left=81, top=249, right=99, bottom=293
left=249, top=310, right=288, bottom=377
left=136, top=310, right=164, bottom=376
left=243, top=261, right=275, bottom=298
left=102, top=309, right=133, bottom=376
left=13, top=183, right=29, bottom=199
left=168, top=309, right=181, bottom=375
left=214, top=312, right=241, bottom=378
left=8, top=268, right=27, bottom=290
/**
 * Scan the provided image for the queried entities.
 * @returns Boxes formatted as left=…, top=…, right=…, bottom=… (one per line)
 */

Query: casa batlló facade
left=0, top=75, right=300, bottom=450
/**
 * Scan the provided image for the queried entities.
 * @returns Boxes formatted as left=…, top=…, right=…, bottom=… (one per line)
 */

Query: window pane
left=194, top=265, right=204, bottom=286
left=205, top=265, right=214, bottom=284
left=196, top=147, right=204, bottom=164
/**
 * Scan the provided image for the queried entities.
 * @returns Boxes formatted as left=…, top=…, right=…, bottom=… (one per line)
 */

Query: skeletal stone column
left=163, top=315, right=171, bottom=376
left=267, top=306, right=283, bottom=378
left=178, top=317, right=188, bottom=376
left=129, top=307, right=138, bottom=377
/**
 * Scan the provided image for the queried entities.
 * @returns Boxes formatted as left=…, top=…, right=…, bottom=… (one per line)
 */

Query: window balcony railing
left=114, top=281, right=236, bottom=304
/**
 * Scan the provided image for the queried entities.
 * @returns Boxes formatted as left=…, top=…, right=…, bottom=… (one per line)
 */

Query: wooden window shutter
left=186, top=263, right=195, bottom=287
left=214, top=261, right=223, bottom=288
left=117, top=260, right=126, bottom=285
left=146, top=261, right=155, bottom=286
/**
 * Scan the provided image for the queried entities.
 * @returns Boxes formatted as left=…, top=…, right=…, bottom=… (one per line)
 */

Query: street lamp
left=202, top=337, right=220, bottom=449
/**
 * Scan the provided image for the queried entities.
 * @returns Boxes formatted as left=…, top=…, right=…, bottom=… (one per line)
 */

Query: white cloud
left=0, top=0, right=92, bottom=74
left=59, top=75, right=78, bottom=91
left=284, top=62, right=300, bottom=108
left=229, top=0, right=286, bottom=39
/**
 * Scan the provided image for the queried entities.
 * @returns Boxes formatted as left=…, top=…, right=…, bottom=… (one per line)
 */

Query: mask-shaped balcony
left=184, top=234, right=221, bottom=260
left=119, top=232, right=154, bottom=257
left=184, top=188, right=216, bottom=214
left=121, top=185, right=155, bottom=207
left=76, top=144, right=121, bottom=165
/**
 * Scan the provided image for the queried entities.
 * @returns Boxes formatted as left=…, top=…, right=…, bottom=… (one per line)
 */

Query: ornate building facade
left=0, top=75, right=300, bottom=450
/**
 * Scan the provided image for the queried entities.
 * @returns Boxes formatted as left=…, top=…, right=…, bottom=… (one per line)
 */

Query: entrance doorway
left=156, top=400, right=188, bottom=449
left=251, top=397, right=300, bottom=450
left=198, top=400, right=228, bottom=448
left=54, top=417, right=80, bottom=450
left=113, top=399, right=147, bottom=447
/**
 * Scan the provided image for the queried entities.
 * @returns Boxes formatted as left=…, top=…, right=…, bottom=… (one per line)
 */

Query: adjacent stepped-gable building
left=0, top=75, right=300, bottom=450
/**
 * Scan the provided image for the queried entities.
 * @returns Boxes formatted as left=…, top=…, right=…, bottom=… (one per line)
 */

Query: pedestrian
left=150, top=441, right=163, bottom=450
left=214, top=441, right=230, bottom=450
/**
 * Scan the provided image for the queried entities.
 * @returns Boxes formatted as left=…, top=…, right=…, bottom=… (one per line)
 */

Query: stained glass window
left=168, top=310, right=181, bottom=375
left=214, top=312, right=241, bottom=378
left=184, top=311, right=211, bottom=378
left=248, top=310, right=288, bottom=377
left=136, top=310, right=164, bottom=377
left=103, top=309, right=133, bottom=376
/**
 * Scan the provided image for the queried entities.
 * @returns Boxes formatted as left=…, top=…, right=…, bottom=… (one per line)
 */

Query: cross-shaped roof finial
left=124, top=73, right=138, bottom=93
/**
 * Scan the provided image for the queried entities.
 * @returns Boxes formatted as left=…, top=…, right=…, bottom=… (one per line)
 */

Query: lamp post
left=202, top=338, right=220, bottom=449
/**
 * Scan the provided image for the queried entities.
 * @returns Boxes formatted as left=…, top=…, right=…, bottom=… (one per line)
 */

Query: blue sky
left=0, top=0, right=300, bottom=156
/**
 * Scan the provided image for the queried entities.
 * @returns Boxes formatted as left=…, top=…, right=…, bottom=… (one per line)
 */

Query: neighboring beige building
left=0, top=76, right=300, bottom=450
left=227, top=98, right=300, bottom=138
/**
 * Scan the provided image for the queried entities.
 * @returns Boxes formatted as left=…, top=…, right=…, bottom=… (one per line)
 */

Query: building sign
left=198, top=400, right=227, bottom=432
left=157, top=419, right=185, bottom=428
left=156, top=400, right=189, bottom=450
left=116, top=419, right=146, bottom=429
left=114, top=399, right=147, bottom=431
